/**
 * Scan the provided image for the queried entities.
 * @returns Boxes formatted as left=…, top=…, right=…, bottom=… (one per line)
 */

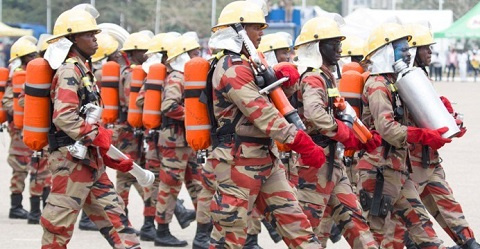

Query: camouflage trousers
left=296, top=161, right=376, bottom=249
left=143, top=158, right=160, bottom=217
left=113, top=125, right=145, bottom=210
left=387, top=164, right=475, bottom=248
left=155, top=146, right=202, bottom=224
left=357, top=167, right=447, bottom=249
left=209, top=156, right=321, bottom=249
left=196, top=156, right=215, bottom=225
left=40, top=150, right=140, bottom=249
left=8, top=153, right=51, bottom=196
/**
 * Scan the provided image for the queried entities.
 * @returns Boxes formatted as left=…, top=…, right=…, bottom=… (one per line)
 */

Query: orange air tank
left=0, top=67, right=8, bottom=123
left=127, top=66, right=146, bottom=128
left=100, top=61, right=120, bottom=124
left=23, top=58, right=53, bottom=151
left=12, top=70, right=26, bottom=129
left=143, top=63, right=166, bottom=129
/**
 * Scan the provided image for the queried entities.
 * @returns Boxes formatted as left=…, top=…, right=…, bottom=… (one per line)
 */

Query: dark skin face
left=319, top=38, right=342, bottom=67
left=128, top=50, right=148, bottom=65
left=188, top=48, right=201, bottom=59
left=274, top=48, right=290, bottom=63
left=21, top=52, right=39, bottom=66
left=244, top=23, right=264, bottom=50
left=71, top=31, right=98, bottom=60
left=415, top=45, right=432, bottom=67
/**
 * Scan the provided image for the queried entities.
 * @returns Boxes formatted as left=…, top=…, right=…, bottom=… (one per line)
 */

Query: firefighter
left=153, top=33, right=203, bottom=247
left=1, top=35, right=46, bottom=223
left=357, top=21, right=451, bottom=248
left=40, top=6, right=140, bottom=248
left=293, top=15, right=380, bottom=249
left=386, top=23, right=479, bottom=249
left=207, top=1, right=327, bottom=248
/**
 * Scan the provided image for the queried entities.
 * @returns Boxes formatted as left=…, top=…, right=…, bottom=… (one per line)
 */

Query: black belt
left=310, top=133, right=332, bottom=148
left=217, top=133, right=271, bottom=146
left=48, top=131, right=76, bottom=152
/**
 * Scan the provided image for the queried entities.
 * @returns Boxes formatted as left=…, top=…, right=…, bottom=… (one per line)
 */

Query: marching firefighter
left=293, top=15, right=380, bottom=248
left=387, top=23, right=480, bottom=249
left=356, top=21, right=451, bottom=248
left=1, top=35, right=46, bottom=223
left=153, top=33, right=203, bottom=247
left=207, top=1, right=328, bottom=248
left=115, top=31, right=150, bottom=232
left=135, top=32, right=197, bottom=243
left=39, top=6, right=140, bottom=248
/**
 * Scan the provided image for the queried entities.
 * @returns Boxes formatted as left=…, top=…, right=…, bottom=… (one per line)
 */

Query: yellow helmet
left=121, top=32, right=151, bottom=51
left=48, top=9, right=100, bottom=44
left=212, top=1, right=267, bottom=32
left=295, top=16, right=345, bottom=48
left=365, top=22, right=412, bottom=59
left=91, top=33, right=119, bottom=62
left=146, top=33, right=180, bottom=55
left=405, top=23, right=435, bottom=48
left=37, top=34, right=52, bottom=52
left=258, top=33, right=291, bottom=53
left=167, top=36, right=200, bottom=62
left=10, top=36, right=38, bottom=62
left=341, top=35, right=365, bottom=57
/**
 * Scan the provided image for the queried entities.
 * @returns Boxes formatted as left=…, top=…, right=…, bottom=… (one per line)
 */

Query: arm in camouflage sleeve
left=161, top=73, right=184, bottom=121
left=2, top=82, right=13, bottom=115
left=302, top=75, right=338, bottom=137
left=135, top=84, right=145, bottom=109
left=119, top=69, right=130, bottom=107
left=18, top=84, right=25, bottom=107
left=52, top=66, right=97, bottom=141
left=225, top=64, right=297, bottom=144
left=366, top=79, right=407, bottom=148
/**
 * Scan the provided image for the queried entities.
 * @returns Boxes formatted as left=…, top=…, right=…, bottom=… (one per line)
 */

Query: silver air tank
left=393, top=60, right=460, bottom=138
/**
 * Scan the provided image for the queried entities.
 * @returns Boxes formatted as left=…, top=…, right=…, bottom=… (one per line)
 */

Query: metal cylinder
left=394, top=61, right=459, bottom=138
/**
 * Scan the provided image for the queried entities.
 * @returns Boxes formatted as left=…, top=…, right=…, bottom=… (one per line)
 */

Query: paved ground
left=0, top=81, right=479, bottom=249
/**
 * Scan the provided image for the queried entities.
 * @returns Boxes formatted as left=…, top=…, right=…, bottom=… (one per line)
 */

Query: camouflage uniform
left=295, top=67, right=376, bottom=249
left=114, top=65, right=145, bottom=211
left=40, top=53, right=140, bottom=249
left=156, top=70, right=202, bottom=225
left=208, top=53, right=321, bottom=249
left=386, top=119, right=476, bottom=248
left=357, top=74, right=446, bottom=248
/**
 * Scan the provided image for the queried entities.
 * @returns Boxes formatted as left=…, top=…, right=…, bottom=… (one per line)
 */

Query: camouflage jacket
left=209, top=53, right=297, bottom=166
left=406, top=112, right=440, bottom=167
left=158, top=70, right=186, bottom=148
left=357, top=74, right=409, bottom=172
left=297, top=66, right=342, bottom=158
left=50, top=53, right=100, bottom=167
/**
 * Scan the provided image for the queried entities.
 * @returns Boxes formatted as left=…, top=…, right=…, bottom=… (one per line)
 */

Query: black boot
left=463, top=239, right=480, bottom=249
left=329, top=224, right=342, bottom=244
left=9, top=193, right=28, bottom=219
left=193, top=223, right=212, bottom=249
left=27, top=196, right=41, bottom=224
left=154, top=223, right=188, bottom=247
left=244, top=234, right=263, bottom=249
left=261, top=218, right=282, bottom=243
left=140, top=216, right=156, bottom=241
left=174, top=199, right=196, bottom=229
left=41, top=187, right=50, bottom=208
left=78, top=211, right=98, bottom=231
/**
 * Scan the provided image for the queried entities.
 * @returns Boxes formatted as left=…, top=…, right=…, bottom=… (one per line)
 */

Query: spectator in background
left=470, top=50, right=480, bottom=82
left=446, top=47, right=457, bottom=81
left=458, top=50, right=468, bottom=82
left=431, top=52, right=442, bottom=81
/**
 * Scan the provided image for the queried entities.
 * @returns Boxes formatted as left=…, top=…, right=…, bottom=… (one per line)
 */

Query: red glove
left=440, top=96, right=454, bottom=114
left=331, top=119, right=351, bottom=143
left=359, top=131, right=382, bottom=153
left=287, top=130, right=326, bottom=168
left=274, top=62, right=300, bottom=87
left=93, top=126, right=113, bottom=150
left=406, top=126, right=452, bottom=150
left=100, top=149, right=134, bottom=172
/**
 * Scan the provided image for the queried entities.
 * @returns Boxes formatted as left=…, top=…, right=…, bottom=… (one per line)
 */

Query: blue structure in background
left=266, top=7, right=302, bottom=39
left=7, top=23, right=47, bottom=39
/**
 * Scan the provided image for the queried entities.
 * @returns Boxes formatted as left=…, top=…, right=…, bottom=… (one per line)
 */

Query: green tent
left=435, top=2, right=480, bottom=38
